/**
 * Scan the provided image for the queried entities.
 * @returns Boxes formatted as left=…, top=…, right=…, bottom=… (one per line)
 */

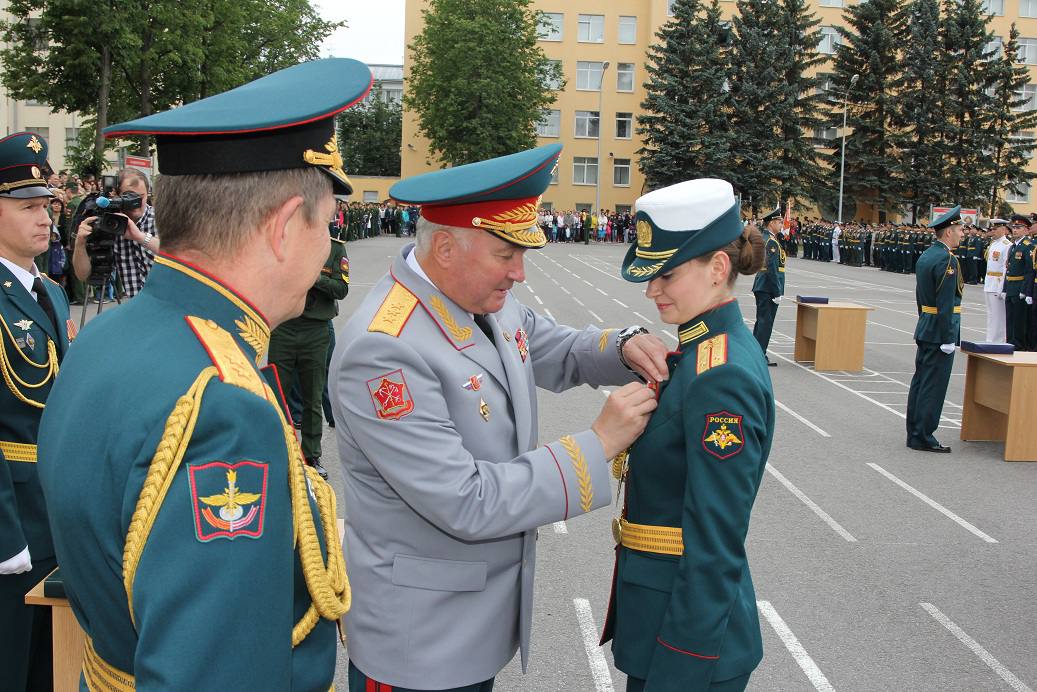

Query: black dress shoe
left=767, top=359, right=777, bottom=367
left=306, top=457, right=330, bottom=480
left=907, top=442, right=951, bottom=453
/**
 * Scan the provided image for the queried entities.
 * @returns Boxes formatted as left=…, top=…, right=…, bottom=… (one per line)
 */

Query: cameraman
left=71, top=168, right=158, bottom=297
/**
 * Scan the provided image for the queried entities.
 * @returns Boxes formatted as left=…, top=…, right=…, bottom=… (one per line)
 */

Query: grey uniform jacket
left=331, top=246, right=636, bottom=689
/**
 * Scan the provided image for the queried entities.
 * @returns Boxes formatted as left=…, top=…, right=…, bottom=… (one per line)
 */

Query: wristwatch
left=616, top=325, right=648, bottom=370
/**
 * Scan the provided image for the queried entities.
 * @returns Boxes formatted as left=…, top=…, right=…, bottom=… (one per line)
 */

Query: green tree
left=405, top=0, right=562, bottom=166
left=1, top=0, right=340, bottom=161
left=828, top=0, right=907, bottom=219
left=938, top=0, right=998, bottom=207
left=638, top=0, right=735, bottom=191
left=337, top=92, right=403, bottom=177
left=893, top=0, right=947, bottom=222
left=984, top=25, right=1037, bottom=215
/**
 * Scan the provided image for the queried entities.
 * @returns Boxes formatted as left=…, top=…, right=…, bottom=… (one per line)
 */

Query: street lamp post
left=837, top=73, right=860, bottom=225
left=590, top=61, right=610, bottom=244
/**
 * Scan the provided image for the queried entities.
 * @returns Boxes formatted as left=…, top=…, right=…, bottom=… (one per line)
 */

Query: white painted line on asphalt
left=596, top=288, right=608, bottom=296
left=574, top=297, right=585, bottom=307
left=921, top=603, right=1033, bottom=692
left=613, top=298, right=629, bottom=308
left=757, top=600, right=836, bottom=692
left=766, top=465, right=856, bottom=542
left=584, top=280, right=594, bottom=287
left=573, top=598, right=615, bottom=692
left=774, top=400, right=831, bottom=437
left=553, top=521, right=569, bottom=534
left=572, top=273, right=582, bottom=279
left=633, top=311, right=654, bottom=324
left=867, top=464, right=998, bottom=543
left=545, top=309, right=555, bottom=320
left=534, top=295, right=544, bottom=305
left=663, top=331, right=678, bottom=342
left=569, top=254, right=625, bottom=282
left=562, top=287, right=571, bottom=294
left=588, top=310, right=604, bottom=323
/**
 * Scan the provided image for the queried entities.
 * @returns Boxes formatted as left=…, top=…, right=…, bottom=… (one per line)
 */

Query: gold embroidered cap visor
left=389, top=143, right=563, bottom=249
left=621, top=201, right=743, bottom=283
left=102, top=58, right=373, bottom=195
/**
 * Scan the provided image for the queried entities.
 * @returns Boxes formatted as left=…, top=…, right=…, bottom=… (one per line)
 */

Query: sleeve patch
left=189, top=461, right=268, bottom=542
left=367, top=368, right=416, bottom=420
left=702, top=411, right=744, bottom=460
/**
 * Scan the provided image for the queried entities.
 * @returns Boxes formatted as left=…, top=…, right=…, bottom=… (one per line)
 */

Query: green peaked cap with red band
left=103, top=58, right=373, bottom=195
left=389, top=144, right=562, bottom=249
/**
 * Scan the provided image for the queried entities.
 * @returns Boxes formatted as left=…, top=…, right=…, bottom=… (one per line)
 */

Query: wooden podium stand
left=960, top=351, right=1037, bottom=461
left=25, top=572, right=84, bottom=692
left=794, top=301, right=874, bottom=372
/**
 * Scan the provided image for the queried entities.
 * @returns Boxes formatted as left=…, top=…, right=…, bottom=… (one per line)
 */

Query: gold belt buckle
left=612, top=517, right=624, bottom=545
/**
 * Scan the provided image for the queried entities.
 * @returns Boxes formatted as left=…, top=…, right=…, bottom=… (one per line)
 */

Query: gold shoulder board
left=369, top=282, right=418, bottom=338
left=696, top=334, right=728, bottom=375
left=185, top=316, right=266, bottom=398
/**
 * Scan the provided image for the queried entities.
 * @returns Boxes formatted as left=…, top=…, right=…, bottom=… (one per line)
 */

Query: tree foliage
left=1, top=0, right=340, bottom=164
left=405, top=0, right=561, bottom=166
left=337, top=92, right=403, bottom=177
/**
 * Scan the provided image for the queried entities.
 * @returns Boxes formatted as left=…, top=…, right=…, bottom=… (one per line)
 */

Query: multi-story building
left=402, top=0, right=1037, bottom=218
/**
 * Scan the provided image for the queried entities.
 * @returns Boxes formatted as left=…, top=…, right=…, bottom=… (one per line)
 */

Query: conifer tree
left=985, top=25, right=1037, bottom=214
left=894, top=0, right=947, bottom=221
left=828, top=0, right=907, bottom=219
left=637, top=0, right=735, bottom=190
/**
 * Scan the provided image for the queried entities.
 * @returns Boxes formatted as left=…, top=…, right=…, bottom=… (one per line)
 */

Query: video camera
left=72, top=190, right=143, bottom=285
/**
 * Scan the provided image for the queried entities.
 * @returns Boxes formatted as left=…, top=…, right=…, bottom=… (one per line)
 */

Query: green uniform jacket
left=37, top=255, right=340, bottom=691
left=751, top=234, right=785, bottom=297
left=1005, top=238, right=1033, bottom=296
left=603, top=300, right=775, bottom=691
left=913, top=240, right=963, bottom=345
left=282, top=237, right=349, bottom=327
left=0, top=265, right=72, bottom=562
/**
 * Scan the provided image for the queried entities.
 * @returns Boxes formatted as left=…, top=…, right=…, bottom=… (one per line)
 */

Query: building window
left=575, top=111, right=600, bottom=138
left=578, top=14, right=604, bottom=43
left=539, top=12, right=563, bottom=41
left=536, top=109, right=561, bottom=138
left=618, top=16, right=637, bottom=44
left=981, top=0, right=1004, bottom=14
left=816, top=73, right=836, bottom=100
left=617, top=63, right=635, bottom=92
left=613, top=159, right=631, bottom=186
left=573, top=157, right=598, bottom=185
left=64, top=127, right=81, bottom=151
left=1023, top=0, right=1037, bottom=17
left=616, top=112, right=633, bottom=139
left=1011, top=131, right=1036, bottom=159
left=616, top=204, right=632, bottom=215
left=818, top=26, right=840, bottom=55
left=576, top=203, right=593, bottom=213
left=1014, top=84, right=1037, bottom=111
left=985, top=37, right=1003, bottom=60
left=813, top=127, right=838, bottom=142
left=24, top=126, right=49, bottom=142
left=667, top=0, right=676, bottom=15
left=818, top=0, right=844, bottom=6
left=551, top=164, right=559, bottom=185
left=363, top=191, right=379, bottom=203
left=1016, top=38, right=1037, bottom=65
left=543, top=59, right=562, bottom=90
left=1007, top=181, right=1030, bottom=203
left=576, top=61, right=605, bottom=91
left=541, top=201, right=554, bottom=211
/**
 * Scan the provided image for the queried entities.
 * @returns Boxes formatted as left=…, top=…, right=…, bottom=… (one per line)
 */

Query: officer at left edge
left=0, top=131, right=73, bottom=691
left=752, top=207, right=785, bottom=367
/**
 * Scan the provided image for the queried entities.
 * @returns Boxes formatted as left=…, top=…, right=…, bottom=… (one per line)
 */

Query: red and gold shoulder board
left=369, top=282, right=418, bottom=338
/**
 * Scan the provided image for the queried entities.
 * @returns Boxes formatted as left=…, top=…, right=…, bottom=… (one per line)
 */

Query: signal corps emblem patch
left=702, top=411, right=745, bottom=460
left=189, top=461, right=268, bottom=542
left=367, top=368, right=415, bottom=420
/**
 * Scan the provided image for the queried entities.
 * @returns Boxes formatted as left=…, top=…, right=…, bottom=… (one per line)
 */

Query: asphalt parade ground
left=306, top=236, right=1037, bottom=692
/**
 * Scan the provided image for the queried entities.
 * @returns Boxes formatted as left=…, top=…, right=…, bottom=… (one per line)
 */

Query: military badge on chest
left=367, top=368, right=415, bottom=420
left=515, top=328, right=529, bottom=362
left=702, top=411, right=745, bottom=460
left=13, top=319, right=35, bottom=353
left=189, top=461, right=268, bottom=542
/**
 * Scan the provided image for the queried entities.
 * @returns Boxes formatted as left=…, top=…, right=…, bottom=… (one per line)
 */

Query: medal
left=479, top=398, right=490, bottom=421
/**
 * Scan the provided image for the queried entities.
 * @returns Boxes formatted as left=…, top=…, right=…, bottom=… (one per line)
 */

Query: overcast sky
left=315, top=1, right=407, bottom=65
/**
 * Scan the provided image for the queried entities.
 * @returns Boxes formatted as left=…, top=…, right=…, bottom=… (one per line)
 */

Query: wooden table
left=26, top=572, right=84, bottom=692
left=960, top=351, right=1037, bottom=461
left=794, top=301, right=874, bottom=372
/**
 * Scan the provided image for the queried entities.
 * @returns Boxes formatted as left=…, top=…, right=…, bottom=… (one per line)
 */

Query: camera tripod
left=77, top=273, right=122, bottom=331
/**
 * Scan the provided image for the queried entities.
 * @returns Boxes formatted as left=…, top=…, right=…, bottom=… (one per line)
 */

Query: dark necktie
left=32, top=277, right=58, bottom=334
left=474, top=314, right=496, bottom=345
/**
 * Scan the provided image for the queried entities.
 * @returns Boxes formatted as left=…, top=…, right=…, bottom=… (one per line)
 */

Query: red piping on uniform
left=365, top=679, right=375, bottom=692
left=160, top=253, right=271, bottom=325
left=545, top=444, right=569, bottom=520
left=104, top=75, right=375, bottom=138
left=657, top=637, right=719, bottom=660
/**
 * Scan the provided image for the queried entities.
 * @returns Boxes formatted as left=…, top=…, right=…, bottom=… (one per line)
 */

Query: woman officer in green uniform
left=600, top=179, right=775, bottom=692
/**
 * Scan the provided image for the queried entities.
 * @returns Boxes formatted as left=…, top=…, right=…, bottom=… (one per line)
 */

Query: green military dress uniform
left=36, top=58, right=372, bottom=690
left=1004, top=217, right=1033, bottom=350
left=906, top=207, right=963, bottom=452
left=751, top=211, right=785, bottom=363
left=269, top=237, right=349, bottom=462
left=0, top=131, right=69, bottom=692
left=605, top=179, right=776, bottom=692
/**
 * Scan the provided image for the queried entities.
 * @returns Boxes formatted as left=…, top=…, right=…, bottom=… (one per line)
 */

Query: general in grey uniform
left=331, top=144, right=666, bottom=691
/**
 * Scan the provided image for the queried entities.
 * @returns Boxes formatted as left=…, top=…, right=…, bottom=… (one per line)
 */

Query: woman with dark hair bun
left=601, top=179, right=775, bottom=692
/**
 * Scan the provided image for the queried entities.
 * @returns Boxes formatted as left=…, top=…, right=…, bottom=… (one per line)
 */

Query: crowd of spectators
left=538, top=208, right=635, bottom=243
